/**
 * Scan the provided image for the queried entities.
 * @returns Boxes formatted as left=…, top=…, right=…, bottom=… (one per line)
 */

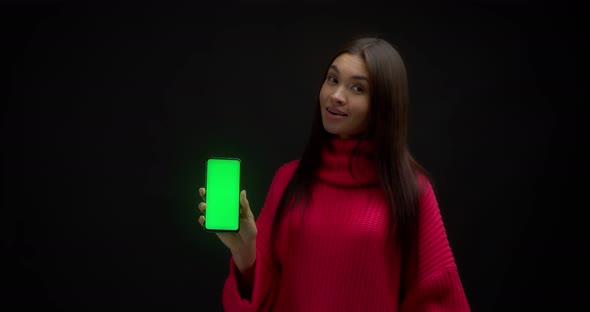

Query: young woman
left=198, top=37, right=470, bottom=311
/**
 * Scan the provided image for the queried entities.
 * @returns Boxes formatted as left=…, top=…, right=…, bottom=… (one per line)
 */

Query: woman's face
left=319, top=53, right=371, bottom=139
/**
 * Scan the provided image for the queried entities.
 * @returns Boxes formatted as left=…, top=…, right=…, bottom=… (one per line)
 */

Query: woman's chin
left=323, top=128, right=351, bottom=139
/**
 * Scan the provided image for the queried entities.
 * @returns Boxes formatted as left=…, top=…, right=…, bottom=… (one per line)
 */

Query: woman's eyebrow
left=330, top=64, right=369, bottom=82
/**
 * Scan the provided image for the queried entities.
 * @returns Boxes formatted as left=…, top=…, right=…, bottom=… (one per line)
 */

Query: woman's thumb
left=240, top=190, right=248, bottom=207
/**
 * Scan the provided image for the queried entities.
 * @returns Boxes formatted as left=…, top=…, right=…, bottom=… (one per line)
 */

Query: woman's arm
left=400, top=177, right=470, bottom=312
left=222, top=160, right=299, bottom=312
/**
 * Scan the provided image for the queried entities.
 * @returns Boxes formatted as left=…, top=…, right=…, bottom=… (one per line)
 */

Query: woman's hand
left=198, top=188, right=257, bottom=272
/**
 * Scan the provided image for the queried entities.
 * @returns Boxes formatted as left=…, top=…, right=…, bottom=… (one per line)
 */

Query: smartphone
left=204, top=157, right=241, bottom=232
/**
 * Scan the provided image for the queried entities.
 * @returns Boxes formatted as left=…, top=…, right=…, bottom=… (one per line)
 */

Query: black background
left=2, top=0, right=587, bottom=311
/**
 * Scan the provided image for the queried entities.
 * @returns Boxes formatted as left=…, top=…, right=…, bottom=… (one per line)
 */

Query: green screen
left=204, top=158, right=240, bottom=232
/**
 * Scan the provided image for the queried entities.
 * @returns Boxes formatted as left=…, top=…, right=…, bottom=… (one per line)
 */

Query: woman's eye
left=327, top=76, right=338, bottom=84
left=352, top=85, right=365, bottom=93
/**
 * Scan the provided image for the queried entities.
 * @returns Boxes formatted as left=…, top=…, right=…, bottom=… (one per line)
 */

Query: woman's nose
left=330, top=86, right=346, bottom=104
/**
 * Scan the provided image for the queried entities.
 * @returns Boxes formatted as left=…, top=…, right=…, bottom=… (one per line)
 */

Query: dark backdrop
left=2, top=1, right=587, bottom=311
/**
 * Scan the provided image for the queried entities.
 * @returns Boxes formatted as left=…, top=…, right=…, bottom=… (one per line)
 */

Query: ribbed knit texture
left=222, top=137, right=470, bottom=311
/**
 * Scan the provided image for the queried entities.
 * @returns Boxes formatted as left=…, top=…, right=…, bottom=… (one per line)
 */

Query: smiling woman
left=197, top=37, right=470, bottom=311
left=320, top=53, right=371, bottom=138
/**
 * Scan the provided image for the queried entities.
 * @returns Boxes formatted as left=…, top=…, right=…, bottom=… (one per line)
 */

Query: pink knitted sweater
left=222, top=137, right=470, bottom=311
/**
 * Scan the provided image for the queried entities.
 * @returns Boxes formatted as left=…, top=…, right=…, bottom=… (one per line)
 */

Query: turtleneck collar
left=317, top=136, right=378, bottom=187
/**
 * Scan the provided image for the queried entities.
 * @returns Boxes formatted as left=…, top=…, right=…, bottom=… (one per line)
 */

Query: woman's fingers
left=198, top=215, right=205, bottom=227
left=199, top=187, right=206, bottom=201
left=198, top=187, right=206, bottom=213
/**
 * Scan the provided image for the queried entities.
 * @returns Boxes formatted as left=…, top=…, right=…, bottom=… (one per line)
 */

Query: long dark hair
left=271, top=37, right=430, bottom=271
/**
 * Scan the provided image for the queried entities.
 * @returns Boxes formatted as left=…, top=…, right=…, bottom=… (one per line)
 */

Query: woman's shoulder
left=274, top=159, right=300, bottom=179
left=266, top=159, right=300, bottom=195
left=278, top=159, right=300, bottom=170
left=415, top=170, right=435, bottom=198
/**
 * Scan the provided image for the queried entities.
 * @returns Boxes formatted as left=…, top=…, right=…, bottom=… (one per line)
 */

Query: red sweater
left=222, top=137, right=470, bottom=311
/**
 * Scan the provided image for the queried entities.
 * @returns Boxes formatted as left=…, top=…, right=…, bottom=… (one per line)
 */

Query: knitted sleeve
left=400, top=177, right=471, bottom=312
left=221, top=160, right=299, bottom=312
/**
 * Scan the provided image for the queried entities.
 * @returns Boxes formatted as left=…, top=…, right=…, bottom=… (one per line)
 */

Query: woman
left=198, top=37, right=470, bottom=311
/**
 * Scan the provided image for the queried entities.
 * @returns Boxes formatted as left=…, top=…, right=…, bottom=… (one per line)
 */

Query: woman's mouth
left=326, top=107, right=348, bottom=118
